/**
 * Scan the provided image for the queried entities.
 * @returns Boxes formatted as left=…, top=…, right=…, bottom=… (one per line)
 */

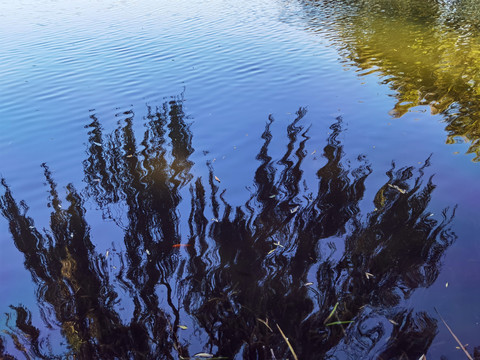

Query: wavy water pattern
left=0, top=0, right=480, bottom=359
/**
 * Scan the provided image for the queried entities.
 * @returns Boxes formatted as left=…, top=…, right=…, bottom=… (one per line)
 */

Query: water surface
left=1, top=0, right=480, bottom=359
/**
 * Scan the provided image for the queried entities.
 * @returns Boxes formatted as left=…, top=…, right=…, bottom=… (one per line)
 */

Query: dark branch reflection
left=1, top=99, right=459, bottom=358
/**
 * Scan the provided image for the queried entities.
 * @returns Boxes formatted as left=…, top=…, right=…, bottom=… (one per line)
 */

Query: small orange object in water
left=172, top=244, right=190, bottom=248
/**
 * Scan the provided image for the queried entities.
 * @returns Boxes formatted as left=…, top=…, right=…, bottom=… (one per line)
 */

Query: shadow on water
left=294, top=0, right=480, bottom=160
left=0, top=96, right=466, bottom=358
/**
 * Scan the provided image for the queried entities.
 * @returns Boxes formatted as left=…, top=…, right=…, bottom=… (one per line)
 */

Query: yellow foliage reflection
left=300, top=0, right=480, bottom=159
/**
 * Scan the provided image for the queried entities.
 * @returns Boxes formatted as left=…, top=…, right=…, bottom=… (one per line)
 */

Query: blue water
left=1, top=0, right=480, bottom=358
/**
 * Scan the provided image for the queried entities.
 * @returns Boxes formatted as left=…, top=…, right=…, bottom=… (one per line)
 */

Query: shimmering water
left=1, top=0, right=480, bottom=358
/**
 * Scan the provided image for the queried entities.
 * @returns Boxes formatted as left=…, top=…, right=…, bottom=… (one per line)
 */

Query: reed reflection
left=1, top=101, right=458, bottom=358
left=296, top=0, right=480, bottom=160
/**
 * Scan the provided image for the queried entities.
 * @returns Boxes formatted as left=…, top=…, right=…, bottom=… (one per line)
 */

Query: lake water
left=1, top=0, right=480, bottom=358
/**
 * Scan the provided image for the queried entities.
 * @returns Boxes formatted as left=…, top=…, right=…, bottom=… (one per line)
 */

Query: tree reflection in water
left=295, top=0, right=480, bottom=160
left=0, top=98, right=458, bottom=359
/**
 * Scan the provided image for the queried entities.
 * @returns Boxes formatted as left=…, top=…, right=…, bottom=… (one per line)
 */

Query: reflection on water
left=0, top=97, right=460, bottom=358
left=297, top=0, right=480, bottom=160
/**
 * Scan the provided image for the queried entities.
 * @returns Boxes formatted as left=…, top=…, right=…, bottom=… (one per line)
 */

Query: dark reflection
left=83, top=98, right=194, bottom=301
left=180, top=114, right=457, bottom=359
left=0, top=100, right=461, bottom=358
left=0, top=169, right=176, bottom=359
left=295, top=0, right=480, bottom=160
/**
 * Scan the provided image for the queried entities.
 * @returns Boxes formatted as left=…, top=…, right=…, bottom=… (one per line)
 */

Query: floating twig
left=388, top=183, right=406, bottom=194
left=256, top=318, right=273, bottom=332
left=276, top=324, right=298, bottom=360
left=324, top=302, right=339, bottom=324
left=435, top=308, right=473, bottom=360
left=325, top=320, right=354, bottom=326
